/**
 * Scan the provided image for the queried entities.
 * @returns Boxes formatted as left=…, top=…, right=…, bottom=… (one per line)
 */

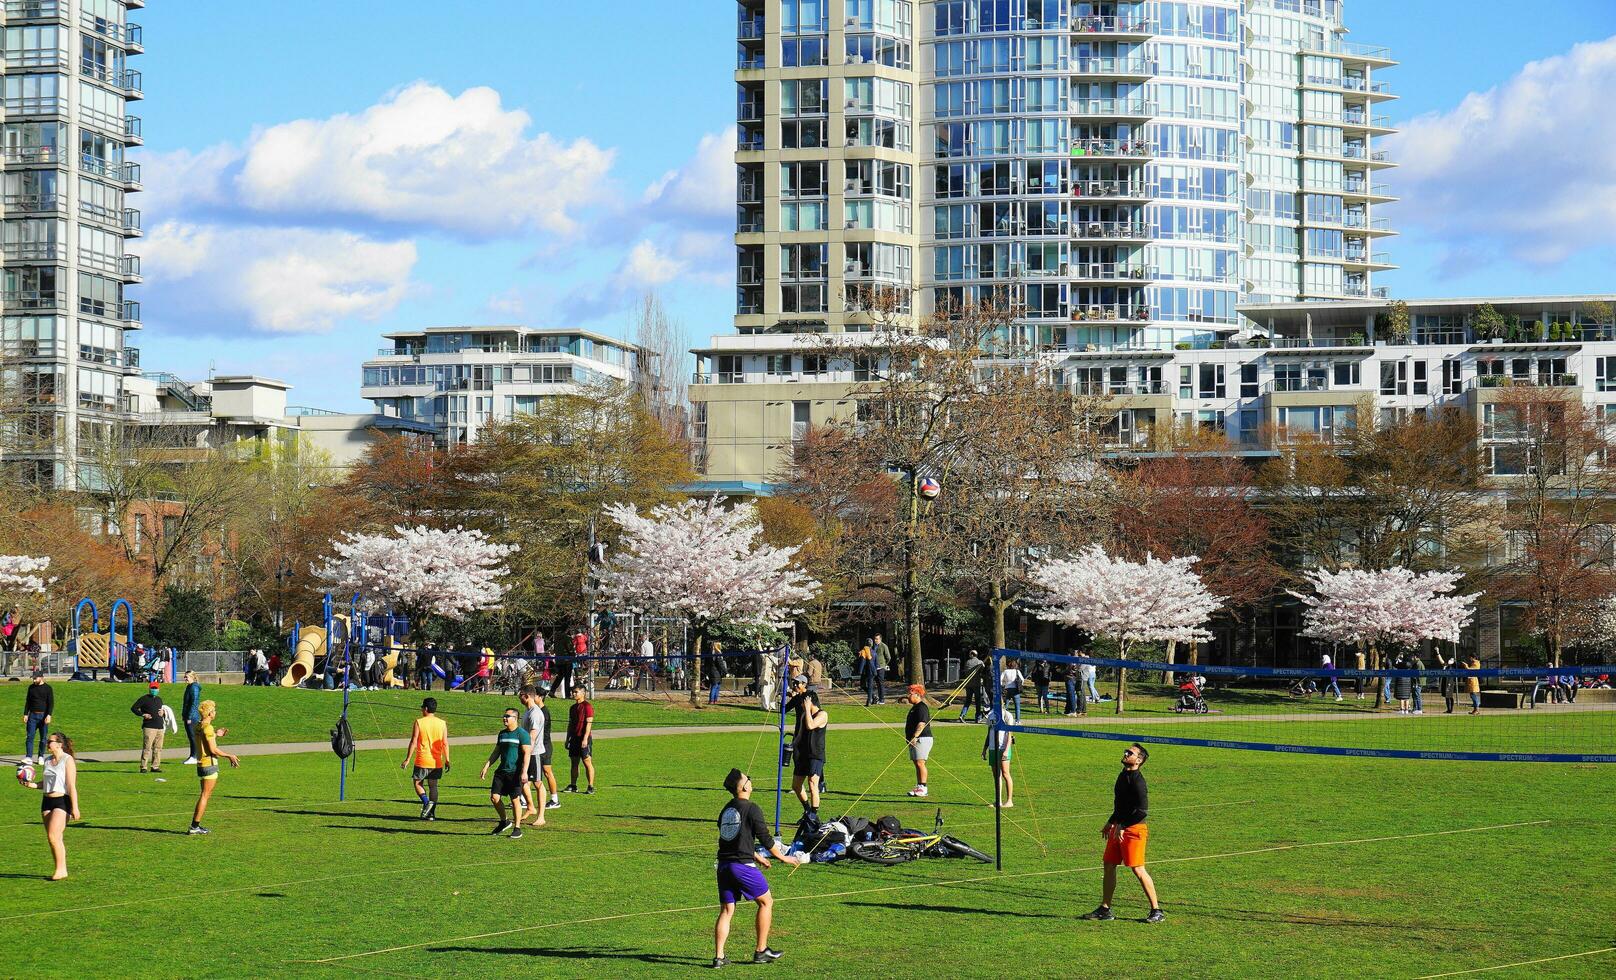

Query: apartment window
left=1275, top=363, right=1301, bottom=392
left=781, top=162, right=827, bottom=198
left=1332, top=362, right=1360, bottom=387
left=1412, top=360, right=1429, bottom=396
left=1443, top=358, right=1463, bottom=395
left=791, top=401, right=810, bottom=443
left=766, top=355, right=793, bottom=377
left=802, top=354, right=827, bottom=378
left=782, top=37, right=827, bottom=67
left=1379, top=360, right=1407, bottom=396
left=781, top=119, right=827, bottom=149
left=1178, top=365, right=1193, bottom=400
left=781, top=79, right=827, bottom=117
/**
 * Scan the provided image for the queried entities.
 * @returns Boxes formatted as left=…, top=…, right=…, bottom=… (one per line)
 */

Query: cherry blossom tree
left=597, top=497, right=821, bottom=705
left=1295, top=567, right=1477, bottom=706
left=1028, top=546, right=1222, bottom=713
left=0, top=555, right=52, bottom=598
left=315, top=526, right=514, bottom=622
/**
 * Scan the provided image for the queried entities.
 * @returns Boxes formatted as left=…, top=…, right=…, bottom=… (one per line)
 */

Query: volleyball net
left=988, top=648, right=1616, bottom=764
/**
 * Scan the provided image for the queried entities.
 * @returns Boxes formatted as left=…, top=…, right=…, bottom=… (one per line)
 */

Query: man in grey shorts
left=904, top=683, right=933, bottom=798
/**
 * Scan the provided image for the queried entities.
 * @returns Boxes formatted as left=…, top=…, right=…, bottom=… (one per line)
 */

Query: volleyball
left=918, top=477, right=942, bottom=499
left=16, top=764, right=34, bottom=785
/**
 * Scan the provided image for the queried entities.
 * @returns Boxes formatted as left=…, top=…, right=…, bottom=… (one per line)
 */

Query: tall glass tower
left=731, top=0, right=1395, bottom=348
left=1, top=0, right=145, bottom=490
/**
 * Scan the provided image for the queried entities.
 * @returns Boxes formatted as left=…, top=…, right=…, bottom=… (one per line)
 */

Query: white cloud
left=1388, top=36, right=1616, bottom=265
left=141, top=221, right=417, bottom=334
left=148, top=83, right=616, bottom=240
left=642, top=128, right=736, bottom=224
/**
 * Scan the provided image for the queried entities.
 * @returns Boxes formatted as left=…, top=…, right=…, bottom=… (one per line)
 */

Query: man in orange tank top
left=401, top=698, right=451, bottom=820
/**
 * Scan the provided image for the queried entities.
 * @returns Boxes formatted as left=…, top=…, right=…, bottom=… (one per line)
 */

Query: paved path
left=16, top=702, right=1613, bottom=765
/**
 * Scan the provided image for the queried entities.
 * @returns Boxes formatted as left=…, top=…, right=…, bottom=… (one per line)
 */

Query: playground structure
left=69, top=597, right=135, bottom=675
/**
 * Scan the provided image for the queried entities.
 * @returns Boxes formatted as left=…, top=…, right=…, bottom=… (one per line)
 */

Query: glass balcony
left=1071, top=220, right=1152, bottom=241
left=1071, top=179, right=1150, bottom=200
left=123, top=208, right=142, bottom=234
left=125, top=115, right=143, bottom=143
left=738, top=16, right=764, bottom=41
left=1071, top=98, right=1156, bottom=118
left=4, top=0, right=67, bottom=23
left=1071, top=14, right=1155, bottom=36
left=2, top=193, right=65, bottom=213
left=121, top=161, right=142, bottom=188
left=1071, top=55, right=1156, bottom=76
left=121, top=300, right=141, bottom=325
left=1070, top=138, right=1153, bottom=159
left=120, top=254, right=141, bottom=279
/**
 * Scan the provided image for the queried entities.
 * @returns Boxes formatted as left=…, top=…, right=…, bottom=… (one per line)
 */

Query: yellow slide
left=281, top=626, right=326, bottom=687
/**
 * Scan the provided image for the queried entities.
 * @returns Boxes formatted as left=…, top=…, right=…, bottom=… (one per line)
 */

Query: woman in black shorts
left=20, top=732, right=79, bottom=880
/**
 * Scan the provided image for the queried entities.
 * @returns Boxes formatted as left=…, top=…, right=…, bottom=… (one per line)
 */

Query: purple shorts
left=717, top=861, right=769, bottom=905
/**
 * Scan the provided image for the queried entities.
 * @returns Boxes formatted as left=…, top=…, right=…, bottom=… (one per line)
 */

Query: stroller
left=1173, top=675, right=1209, bottom=714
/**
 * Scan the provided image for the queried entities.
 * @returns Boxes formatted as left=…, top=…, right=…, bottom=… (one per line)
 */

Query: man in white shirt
left=1080, top=661, right=1101, bottom=704
left=640, top=636, right=656, bottom=691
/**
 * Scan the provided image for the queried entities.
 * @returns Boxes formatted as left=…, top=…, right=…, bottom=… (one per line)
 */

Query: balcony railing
left=1065, top=263, right=1156, bottom=280
left=738, top=17, right=764, bottom=40
left=1072, top=15, right=1155, bottom=35
left=1071, top=56, right=1156, bottom=75
left=1268, top=377, right=1331, bottom=393
left=119, top=70, right=144, bottom=99
left=1341, top=145, right=1391, bottom=162
left=1072, top=221, right=1152, bottom=240
left=1072, top=380, right=1170, bottom=396
left=1070, top=138, right=1153, bottom=158
left=1072, top=98, right=1156, bottom=117
left=1071, top=180, right=1149, bottom=198
left=5, top=1, right=67, bottom=22
left=1070, top=303, right=1153, bottom=323
left=1473, top=374, right=1580, bottom=390
left=2, top=242, right=67, bottom=262
left=125, top=115, right=143, bottom=141
left=2, top=193, right=65, bottom=213
left=3, top=146, right=63, bottom=165
left=737, top=51, right=766, bottom=70
left=124, top=346, right=140, bottom=369
left=123, top=208, right=142, bottom=233
left=121, top=300, right=141, bottom=324
left=692, top=372, right=747, bottom=385
left=1267, top=337, right=1373, bottom=349
left=3, top=96, right=66, bottom=117
left=2, top=290, right=66, bottom=310
left=737, top=132, right=765, bottom=152
left=1344, top=181, right=1393, bottom=196
left=120, top=254, right=141, bottom=278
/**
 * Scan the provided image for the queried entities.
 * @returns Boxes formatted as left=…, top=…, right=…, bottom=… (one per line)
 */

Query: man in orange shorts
left=1080, top=743, right=1163, bottom=923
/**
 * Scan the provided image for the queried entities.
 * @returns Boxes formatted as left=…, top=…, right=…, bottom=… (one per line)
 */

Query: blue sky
left=134, top=1, right=1616, bottom=410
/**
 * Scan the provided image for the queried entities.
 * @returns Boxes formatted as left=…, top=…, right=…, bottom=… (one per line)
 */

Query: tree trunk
left=1163, top=639, right=1177, bottom=687
left=904, top=476, right=923, bottom=684
left=1551, top=632, right=1562, bottom=669
left=1371, top=645, right=1384, bottom=708
left=689, top=628, right=705, bottom=707
left=1189, top=639, right=1200, bottom=667
left=1114, top=641, right=1129, bottom=714
left=989, top=579, right=1008, bottom=652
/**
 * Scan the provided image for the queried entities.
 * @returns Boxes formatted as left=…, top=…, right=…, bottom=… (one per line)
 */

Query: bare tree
left=1491, top=385, right=1616, bottom=665
left=631, top=292, right=690, bottom=440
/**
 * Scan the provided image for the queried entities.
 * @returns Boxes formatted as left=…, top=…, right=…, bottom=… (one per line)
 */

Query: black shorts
left=793, top=755, right=824, bottom=780
left=540, top=751, right=553, bottom=769
left=42, top=794, right=68, bottom=815
left=412, top=766, right=443, bottom=782
left=567, top=740, right=591, bottom=760
left=491, top=771, right=522, bottom=798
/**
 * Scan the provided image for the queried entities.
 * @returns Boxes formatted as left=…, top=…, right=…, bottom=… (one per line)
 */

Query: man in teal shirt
left=480, top=709, right=531, bottom=839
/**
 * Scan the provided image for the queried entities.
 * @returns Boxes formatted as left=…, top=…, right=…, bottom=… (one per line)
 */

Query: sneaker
left=419, top=800, right=431, bottom=819
left=1413, top=709, right=1424, bottom=715
left=752, top=948, right=783, bottom=964
left=182, top=757, right=198, bottom=765
left=1334, top=696, right=1344, bottom=702
left=562, top=784, right=577, bottom=794
left=711, top=957, right=728, bottom=969
left=188, top=825, right=210, bottom=836
left=584, top=786, right=595, bottom=795
left=545, top=799, right=561, bottom=810
left=1145, top=908, right=1166, bottom=924
left=907, top=787, right=922, bottom=797
left=491, top=821, right=511, bottom=835
left=914, top=786, right=928, bottom=798
left=426, top=804, right=437, bottom=821
left=1079, top=906, right=1114, bottom=921
left=510, top=827, right=523, bottom=839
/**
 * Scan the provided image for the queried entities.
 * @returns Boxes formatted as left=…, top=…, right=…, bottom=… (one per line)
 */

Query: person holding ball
left=713, top=768, right=805, bottom=969
left=190, top=701, right=241, bottom=835
left=18, top=732, right=78, bottom=880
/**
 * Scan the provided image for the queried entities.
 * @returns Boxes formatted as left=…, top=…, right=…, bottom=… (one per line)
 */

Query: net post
left=991, top=647, right=1004, bottom=871
left=775, top=642, right=790, bottom=837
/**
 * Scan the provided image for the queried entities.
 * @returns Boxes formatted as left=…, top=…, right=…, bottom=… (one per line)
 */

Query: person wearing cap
left=23, top=669, right=54, bottom=765
left=904, top=684, right=933, bottom=798
left=788, top=684, right=828, bottom=820
left=401, top=697, right=450, bottom=820
left=479, top=706, right=531, bottom=839
left=713, top=768, right=804, bottom=968
left=131, top=681, right=167, bottom=773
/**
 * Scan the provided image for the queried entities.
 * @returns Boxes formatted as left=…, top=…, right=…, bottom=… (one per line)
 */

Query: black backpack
left=330, top=715, right=355, bottom=760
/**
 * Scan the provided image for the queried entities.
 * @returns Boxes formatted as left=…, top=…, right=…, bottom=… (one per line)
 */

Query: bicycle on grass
left=849, top=809, right=992, bottom=865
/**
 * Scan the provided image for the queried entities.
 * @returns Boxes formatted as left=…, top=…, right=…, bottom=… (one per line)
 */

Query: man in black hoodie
left=131, top=682, right=166, bottom=773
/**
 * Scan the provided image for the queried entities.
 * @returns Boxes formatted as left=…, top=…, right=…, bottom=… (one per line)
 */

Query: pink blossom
left=1028, top=546, right=1221, bottom=650
left=314, top=526, right=514, bottom=620
left=0, top=555, right=51, bottom=598
left=598, top=498, right=821, bottom=628
left=1295, top=567, right=1476, bottom=647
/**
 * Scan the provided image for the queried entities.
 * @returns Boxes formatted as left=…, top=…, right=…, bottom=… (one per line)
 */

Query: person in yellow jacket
left=1464, top=656, right=1482, bottom=715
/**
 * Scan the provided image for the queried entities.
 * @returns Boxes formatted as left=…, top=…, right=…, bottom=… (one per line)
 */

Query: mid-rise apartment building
left=698, top=295, right=1616, bottom=486
left=702, top=0, right=1399, bottom=484
left=1, top=0, right=145, bottom=491
left=361, top=326, right=646, bottom=446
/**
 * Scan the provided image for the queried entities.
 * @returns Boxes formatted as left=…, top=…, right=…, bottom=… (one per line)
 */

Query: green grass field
left=2, top=710, right=1612, bottom=978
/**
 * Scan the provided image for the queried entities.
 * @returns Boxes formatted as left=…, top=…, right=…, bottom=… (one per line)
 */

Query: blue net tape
left=992, top=648, right=1616, bottom=679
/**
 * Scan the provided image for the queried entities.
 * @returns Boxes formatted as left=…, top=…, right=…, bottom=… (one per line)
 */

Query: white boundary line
left=1413, top=946, right=1616, bottom=978
left=300, top=818, right=1550, bottom=965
